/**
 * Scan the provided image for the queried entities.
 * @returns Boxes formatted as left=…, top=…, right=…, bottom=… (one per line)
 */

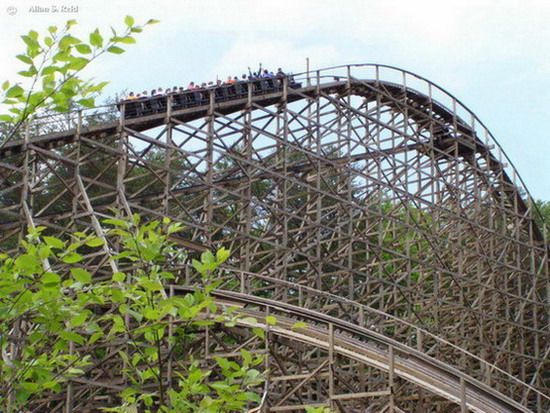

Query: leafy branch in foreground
left=0, top=227, right=101, bottom=407
left=0, top=215, right=265, bottom=412
left=102, top=215, right=265, bottom=412
left=0, top=15, right=159, bottom=142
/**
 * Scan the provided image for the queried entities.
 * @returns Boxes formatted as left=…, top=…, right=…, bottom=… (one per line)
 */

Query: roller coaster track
left=190, top=286, right=531, bottom=413
left=0, top=76, right=545, bottom=242
left=31, top=274, right=548, bottom=412
left=1, top=64, right=548, bottom=411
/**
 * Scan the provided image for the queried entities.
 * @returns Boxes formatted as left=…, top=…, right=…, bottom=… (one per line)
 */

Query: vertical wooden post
left=240, top=270, right=246, bottom=294
left=206, top=89, right=215, bottom=248
left=164, top=96, right=173, bottom=217
left=65, top=341, right=74, bottom=413
left=389, top=346, right=395, bottom=413
left=282, top=77, right=289, bottom=287
left=328, top=323, right=335, bottom=409
left=264, top=305, right=271, bottom=411
left=416, top=328, right=424, bottom=407
left=167, top=285, right=174, bottom=390
left=306, top=57, right=310, bottom=87
left=460, top=377, right=467, bottom=413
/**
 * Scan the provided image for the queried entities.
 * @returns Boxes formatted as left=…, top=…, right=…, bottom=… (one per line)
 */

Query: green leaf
left=143, top=308, right=161, bottom=320
left=241, top=349, right=252, bottom=364
left=42, top=381, right=61, bottom=390
left=107, top=46, right=124, bottom=54
left=1, top=81, right=9, bottom=91
left=86, top=81, right=109, bottom=92
left=28, top=332, right=46, bottom=344
left=42, top=272, right=61, bottom=285
left=6, top=84, right=24, bottom=98
left=48, top=26, right=58, bottom=34
left=60, top=331, right=85, bottom=345
left=194, top=320, right=215, bottom=326
left=16, top=54, right=33, bottom=64
left=85, top=237, right=103, bottom=247
left=77, top=97, right=95, bottom=108
left=61, top=35, right=81, bottom=45
left=53, top=51, right=70, bottom=62
left=71, top=268, right=92, bottom=284
left=240, top=317, right=258, bottom=325
left=38, top=245, right=52, bottom=259
left=113, top=250, right=136, bottom=260
left=246, top=369, right=260, bottom=379
left=0, top=115, right=14, bottom=122
left=103, top=218, right=129, bottom=228
left=216, top=247, right=230, bottom=263
left=118, top=36, right=136, bottom=44
left=146, top=19, right=160, bottom=25
left=68, top=57, right=89, bottom=71
left=18, top=70, right=36, bottom=78
left=245, top=392, right=262, bottom=403
left=41, top=66, right=57, bottom=76
left=66, top=241, right=82, bottom=252
left=112, top=272, right=126, bottom=282
left=201, top=250, right=216, bottom=264
left=89, top=29, right=103, bottom=48
left=192, top=259, right=205, bottom=275
left=75, top=44, right=92, bottom=54
left=121, top=387, right=138, bottom=399
left=125, top=15, right=135, bottom=27
left=265, top=316, right=277, bottom=325
left=44, top=236, right=64, bottom=249
left=141, top=280, right=163, bottom=292
left=210, top=382, right=230, bottom=390
left=19, top=382, right=40, bottom=392
left=70, top=312, right=88, bottom=327
left=21, top=35, right=39, bottom=51
left=89, top=331, right=103, bottom=344
left=62, top=252, right=83, bottom=263
left=292, top=321, right=308, bottom=330
left=15, top=254, right=41, bottom=271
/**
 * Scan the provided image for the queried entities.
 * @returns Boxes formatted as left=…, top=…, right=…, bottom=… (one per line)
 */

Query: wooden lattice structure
left=0, top=64, right=548, bottom=412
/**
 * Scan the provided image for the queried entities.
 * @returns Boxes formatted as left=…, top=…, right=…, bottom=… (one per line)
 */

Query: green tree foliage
left=0, top=227, right=96, bottom=406
left=533, top=199, right=550, bottom=229
left=0, top=16, right=158, bottom=143
left=0, top=216, right=265, bottom=412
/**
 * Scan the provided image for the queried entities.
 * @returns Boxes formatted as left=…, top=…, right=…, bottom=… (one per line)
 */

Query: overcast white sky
left=1, top=0, right=549, bottom=199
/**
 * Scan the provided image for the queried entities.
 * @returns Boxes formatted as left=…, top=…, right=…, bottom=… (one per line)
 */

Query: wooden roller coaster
left=0, top=64, right=548, bottom=412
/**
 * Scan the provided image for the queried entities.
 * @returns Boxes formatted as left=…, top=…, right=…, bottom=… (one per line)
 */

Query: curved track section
left=0, top=64, right=548, bottom=411
left=202, top=287, right=530, bottom=413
